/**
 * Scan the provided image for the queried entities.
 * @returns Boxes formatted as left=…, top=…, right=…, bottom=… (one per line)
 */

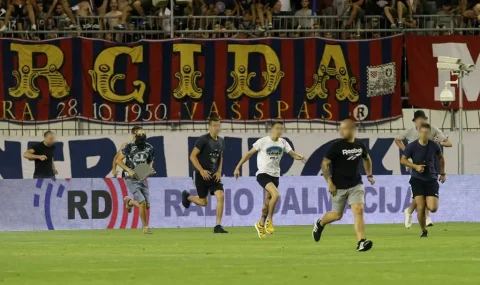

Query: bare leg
left=61, top=0, right=77, bottom=24
left=188, top=195, right=208, bottom=206
left=256, top=4, right=265, bottom=29
left=397, top=1, right=404, bottom=22
left=120, top=6, right=132, bottom=25
left=415, top=195, right=426, bottom=231
left=407, top=199, right=417, bottom=214
left=319, top=211, right=343, bottom=226
left=263, top=183, right=280, bottom=223
left=1, top=4, right=14, bottom=28
left=214, top=190, right=224, bottom=226
left=384, top=7, right=395, bottom=25
left=132, top=0, right=145, bottom=17
left=425, top=196, right=439, bottom=213
left=139, top=201, right=148, bottom=228
left=260, top=191, right=272, bottom=226
left=26, top=5, right=36, bottom=28
left=346, top=4, right=359, bottom=26
left=351, top=203, right=365, bottom=241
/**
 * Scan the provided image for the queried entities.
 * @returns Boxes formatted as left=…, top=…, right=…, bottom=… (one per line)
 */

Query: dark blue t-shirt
left=404, top=140, right=441, bottom=181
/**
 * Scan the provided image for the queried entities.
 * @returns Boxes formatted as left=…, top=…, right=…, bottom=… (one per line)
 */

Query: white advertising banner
left=0, top=176, right=478, bottom=232
left=1, top=131, right=475, bottom=179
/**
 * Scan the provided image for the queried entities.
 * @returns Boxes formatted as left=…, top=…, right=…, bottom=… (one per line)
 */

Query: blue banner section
left=0, top=176, right=478, bottom=231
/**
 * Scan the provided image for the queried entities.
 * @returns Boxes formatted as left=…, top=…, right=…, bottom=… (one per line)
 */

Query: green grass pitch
left=1, top=223, right=480, bottom=285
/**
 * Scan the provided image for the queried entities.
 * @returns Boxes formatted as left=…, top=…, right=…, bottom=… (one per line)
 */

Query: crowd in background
left=0, top=0, right=479, bottom=41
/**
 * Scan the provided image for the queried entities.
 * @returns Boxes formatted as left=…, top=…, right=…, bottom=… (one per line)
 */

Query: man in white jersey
left=395, top=110, right=452, bottom=228
left=234, top=121, right=307, bottom=239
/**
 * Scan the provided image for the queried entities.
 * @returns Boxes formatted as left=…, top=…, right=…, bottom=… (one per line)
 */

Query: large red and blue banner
left=0, top=36, right=403, bottom=123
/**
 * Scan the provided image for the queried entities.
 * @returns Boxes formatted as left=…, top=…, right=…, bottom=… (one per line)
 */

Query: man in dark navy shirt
left=181, top=118, right=228, bottom=234
left=24, top=131, right=57, bottom=178
left=401, top=123, right=446, bottom=238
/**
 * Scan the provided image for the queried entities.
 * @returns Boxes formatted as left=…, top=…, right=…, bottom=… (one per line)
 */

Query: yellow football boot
left=265, top=220, right=274, bottom=234
left=254, top=222, right=266, bottom=239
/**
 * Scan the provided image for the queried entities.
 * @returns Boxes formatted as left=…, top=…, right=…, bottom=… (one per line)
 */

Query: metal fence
left=0, top=14, right=479, bottom=41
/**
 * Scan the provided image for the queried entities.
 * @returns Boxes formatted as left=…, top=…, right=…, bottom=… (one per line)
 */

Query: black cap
left=412, top=110, right=428, bottom=122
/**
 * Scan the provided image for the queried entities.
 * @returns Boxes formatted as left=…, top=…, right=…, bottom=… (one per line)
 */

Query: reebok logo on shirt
left=342, top=148, right=363, bottom=160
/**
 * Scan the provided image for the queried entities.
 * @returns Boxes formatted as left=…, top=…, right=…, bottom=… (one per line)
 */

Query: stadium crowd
left=0, top=0, right=478, bottom=41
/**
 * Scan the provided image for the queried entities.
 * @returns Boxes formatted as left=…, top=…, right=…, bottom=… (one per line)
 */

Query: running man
left=112, top=126, right=142, bottom=177
left=23, top=131, right=57, bottom=179
left=312, top=119, right=375, bottom=252
left=116, top=129, right=155, bottom=234
left=181, top=118, right=228, bottom=234
left=395, top=110, right=451, bottom=228
left=233, top=121, right=307, bottom=238
left=400, top=123, right=446, bottom=237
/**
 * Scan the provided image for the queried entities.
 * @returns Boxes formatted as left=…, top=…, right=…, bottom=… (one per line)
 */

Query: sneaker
left=214, top=225, right=228, bottom=234
left=390, top=23, right=397, bottom=29
left=31, top=24, right=37, bottom=31
left=397, top=22, right=404, bottom=29
left=0, top=25, right=7, bottom=32
left=357, top=239, right=373, bottom=252
left=255, top=222, right=266, bottom=239
left=267, top=23, right=272, bottom=29
left=68, top=23, right=77, bottom=29
left=426, top=217, right=434, bottom=227
left=312, top=219, right=324, bottom=242
left=123, top=196, right=133, bottom=213
left=181, top=190, right=191, bottom=209
left=404, top=208, right=412, bottom=229
left=420, top=230, right=428, bottom=237
left=265, top=220, right=274, bottom=234
left=114, top=24, right=126, bottom=30
left=257, top=26, right=265, bottom=32
left=143, top=228, right=153, bottom=234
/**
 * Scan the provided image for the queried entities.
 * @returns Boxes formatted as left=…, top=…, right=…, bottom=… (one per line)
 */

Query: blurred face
left=274, top=1, right=281, bottom=12
left=56, top=5, right=64, bottom=14
left=209, top=120, right=221, bottom=134
left=271, top=123, right=284, bottom=137
left=339, top=122, right=355, bottom=139
left=225, top=9, right=233, bottom=16
left=415, top=117, right=426, bottom=128
left=418, top=127, right=430, bottom=141
left=37, top=3, right=44, bottom=12
left=110, top=0, right=118, bottom=9
left=44, top=133, right=56, bottom=146
left=301, top=0, right=309, bottom=8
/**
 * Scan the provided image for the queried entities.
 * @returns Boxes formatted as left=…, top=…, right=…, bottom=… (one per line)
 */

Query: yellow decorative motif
left=227, top=44, right=284, bottom=99
left=88, top=46, right=145, bottom=103
left=306, top=44, right=358, bottom=103
left=9, top=43, right=70, bottom=99
left=172, top=43, right=203, bottom=99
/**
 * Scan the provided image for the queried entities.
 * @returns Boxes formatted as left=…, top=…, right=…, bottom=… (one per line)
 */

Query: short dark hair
left=271, top=121, right=284, bottom=128
left=208, top=117, right=220, bottom=125
left=131, top=126, right=142, bottom=134
left=44, top=130, right=54, bottom=138
left=420, top=123, right=431, bottom=130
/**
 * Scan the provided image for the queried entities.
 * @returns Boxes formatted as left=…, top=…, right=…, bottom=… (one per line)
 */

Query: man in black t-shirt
left=312, top=120, right=375, bottom=252
left=181, top=118, right=228, bottom=234
left=24, top=131, right=57, bottom=179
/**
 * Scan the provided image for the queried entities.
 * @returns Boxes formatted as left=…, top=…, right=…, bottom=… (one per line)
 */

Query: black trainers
left=420, top=230, right=428, bottom=237
left=357, top=239, right=373, bottom=252
left=182, top=190, right=191, bottom=209
left=214, top=225, right=228, bottom=233
left=312, top=220, right=324, bottom=242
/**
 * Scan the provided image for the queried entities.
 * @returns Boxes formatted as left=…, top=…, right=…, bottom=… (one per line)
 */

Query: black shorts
left=194, top=172, right=224, bottom=199
left=256, top=173, right=279, bottom=189
left=12, top=4, right=26, bottom=18
left=409, top=177, right=439, bottom=198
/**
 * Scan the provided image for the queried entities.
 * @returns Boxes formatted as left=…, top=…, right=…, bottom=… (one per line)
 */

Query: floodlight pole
left=458, top=72, right=464, bottom=175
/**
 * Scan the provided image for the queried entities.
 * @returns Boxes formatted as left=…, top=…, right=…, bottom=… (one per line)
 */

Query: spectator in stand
left=158, top=5, right=172, bottom=37
left=278, top=0, right=291, bottom=11
left=434, top=2, right=453, bottom=31
left=256, top=0, right=274, bottom=30
left=60, top=0, right=111, bottom=29
left=114, top=0, right=154, bottom=30
left=271, top=0, right=289, bottom=36
left=238, top=0, right=255, bottom=23
left=295, top=0, right=316, bottom=35
left=0, top=0, right=37, bottom=32
left=340, top=0, right=366, bottom=29
left=395, top=0, right=417, bottom=28
left=461, top=0, right=480, bottom=24
left=384, top=0, right=417, bottom=28
left=104, top=0, right=122, bottom=40
left=33, top=1, right=55, bottom=39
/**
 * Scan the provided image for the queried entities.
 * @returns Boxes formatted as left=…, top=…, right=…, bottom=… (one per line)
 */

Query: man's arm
left=115, top=153, right=135, bottom=177
left=23, top=149, right=46, bottom=161
left=288, top=150, right=307, bottom=162
left=439, top=153, right=446, bottom=174
left=363, top=155, right=373, bottom=176
left=234, top=148, right=257, bottom=174
left=400, top=154, right=422, bottom=170
left=321, top=157, right=333, bottom=183
left=190, top=147, right=206, bottom=173
left=52, top=160, right=58, bottom=175
left=395, top=139, right=406, bottom=151
left=112, top=143, right=127, bottom=174
left=440, top=138, right=452, bottom=147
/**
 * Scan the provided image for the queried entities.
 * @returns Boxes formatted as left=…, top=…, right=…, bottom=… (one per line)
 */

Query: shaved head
left=339, top=119, right=356, bottom=140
